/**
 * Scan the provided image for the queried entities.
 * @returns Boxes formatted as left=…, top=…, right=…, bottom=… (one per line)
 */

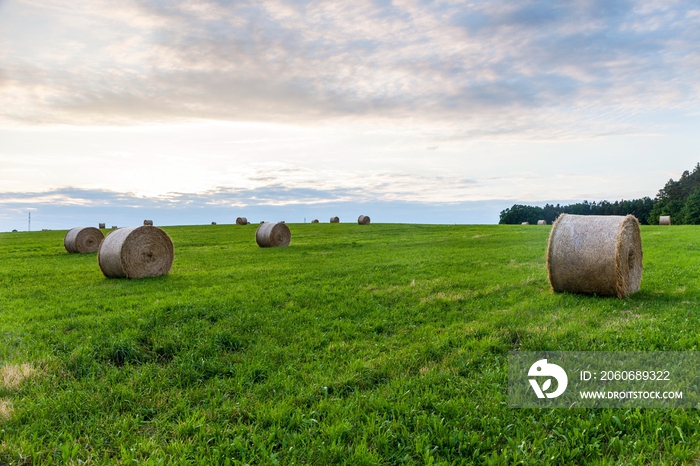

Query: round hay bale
left=547, top=214, right=642, bottom=299
left=659, top=216, right=671, bottom=225
left=330, top=216, right=340, bottom=223
left=143, top=219, right=153, bottom=226
left=521, top=222, right=530, bottom=225
left=537, top=220, right=547, bottom=225
left=255, top=222, right=291, bottom=248
left=111, top=226, right=118, bottom=229
left=98, top=226, right=174, bottom=278
left=358, top=215, right=370, bottom=225
left=236, top=217, right=248, bottom=225
left=311, top=219, right=319, bottom=223
left=211, top=222, right=217, bottom=225
left=64, top=227, right=104, bottom=254
left=99, top=223, right=106, bottom=229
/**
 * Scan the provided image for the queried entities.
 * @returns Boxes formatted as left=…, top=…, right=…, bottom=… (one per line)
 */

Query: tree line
left=499, top=163, right=700, bottom=225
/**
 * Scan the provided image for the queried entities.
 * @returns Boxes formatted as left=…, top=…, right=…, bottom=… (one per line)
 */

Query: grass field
left=1, top=223, right=699, bottom=465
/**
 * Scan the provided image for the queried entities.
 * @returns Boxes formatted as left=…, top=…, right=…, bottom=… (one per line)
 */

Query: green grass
left=1, top=223, right=700, bottom=464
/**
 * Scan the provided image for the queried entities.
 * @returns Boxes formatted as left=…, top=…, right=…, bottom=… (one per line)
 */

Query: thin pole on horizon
left=28, top=212, right=31, bottom=232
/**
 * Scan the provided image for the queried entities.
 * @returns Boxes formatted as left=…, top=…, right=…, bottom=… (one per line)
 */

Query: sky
left=1, top=0, right=699, bottom=231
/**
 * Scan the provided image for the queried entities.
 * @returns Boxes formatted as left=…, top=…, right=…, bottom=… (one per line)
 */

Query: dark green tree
left=499, top=163, right=700, bottom=225
left=498, top=204, right=545, bottom=224
left=648, top=163, right=700, bottom=224
left=681, top=189, right=700, bottom=224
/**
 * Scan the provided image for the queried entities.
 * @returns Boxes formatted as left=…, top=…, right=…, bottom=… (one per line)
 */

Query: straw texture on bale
left=143, top=220, right=153, bottom=226
left=537, top=220, right=547, bottom=225
left=255, top=222, right=291, bottom=248
left=236, top=217, right=248, bottom=225
left=547, top=214, right=643, bottom=299
left=659, top=216, right=671, bottom=225
left=521, top=222, right=530, bottom=225
left=99, top=223, right=105, bottom=229
left=98, top=226, right=174, bottom=278
left=64, top=227, right=104, bottom=254
left=330, top=216, right=340, bottom=223
left=358, top=215, right=371, bottom=225
left=311, top=219, right=319, bottom=223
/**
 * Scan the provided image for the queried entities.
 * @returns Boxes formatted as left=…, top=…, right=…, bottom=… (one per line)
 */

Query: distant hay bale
left=659, top=216, right=671, bottom=225
left=64, top=227, right=104, bottom=254
left=330, top=216, right=340, bottom=223
left=537, top=220, right=547, bottom=225
left=236, top=217, right=248, bottom=225
left=143, top=220, right=153, bottom=226
left=99, top=223, right=105, bottom=229
left=256, top=222, right=291, bottom=248
left=111, top=226, right=118, bottom=229
left=358, top=215, right=371, bottom=225
left=521, top=222, right=530, bottom=225
left=547, top=214, right=642, bottom=299
left=98, top=226, right=174, bottom=278
left=311, top=219, right=319, bottom=223
left=211, top=222, right=217, bottom=225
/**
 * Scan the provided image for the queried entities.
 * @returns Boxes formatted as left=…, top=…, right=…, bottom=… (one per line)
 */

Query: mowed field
left=1, top=223, right=700, bottom=465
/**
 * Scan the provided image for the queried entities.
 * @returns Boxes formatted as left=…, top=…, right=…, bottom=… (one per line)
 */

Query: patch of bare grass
left=1, top=363, right=36, bottom=390
left=0, top=399, right=12, bottom=421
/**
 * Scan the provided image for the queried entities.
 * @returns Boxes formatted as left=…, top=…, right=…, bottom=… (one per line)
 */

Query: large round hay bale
left=521, top=222, right=530, bottom=225
left=547, top=214, right=642, bottom=298
left=99, top=223, right=105, bottom=229
left=98, top=226, right=174, bottom=278
left=659, top=216, right=671, bottom=225
left=311, top=219, right=319, bottom=223
left=358, top=215, right=371, bottom=225
left=211, top=222, right=217, bottom=225
left=143, top=219, right=153, bottom=226
left=64, top=227, right=104, bottom=254
left=236, top=217, right=248, bottom=225
left=255, top=222, right=291, bottom=248
left=330, top=216, right=339, bottom=223
left=537, top=220, right=547, bottom=225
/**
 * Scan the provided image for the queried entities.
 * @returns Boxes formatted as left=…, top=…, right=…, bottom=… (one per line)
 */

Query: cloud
left=0, top=166, right=480, bottom=213
left=1, top=0, right=698, bottom=137
left=0, top=185, right=518, bottom=231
